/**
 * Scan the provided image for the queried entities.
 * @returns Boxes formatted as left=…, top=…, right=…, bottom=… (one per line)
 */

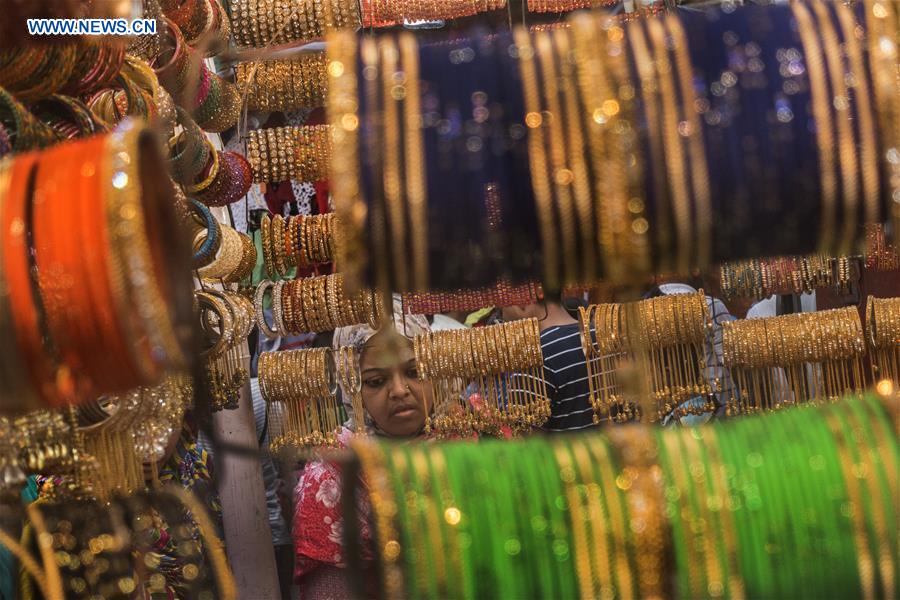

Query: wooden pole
left=211, top=357, right=281, bottom=599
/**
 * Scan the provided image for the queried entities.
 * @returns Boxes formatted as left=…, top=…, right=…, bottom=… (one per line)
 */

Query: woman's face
left=359, top=332, right=430, bottom=437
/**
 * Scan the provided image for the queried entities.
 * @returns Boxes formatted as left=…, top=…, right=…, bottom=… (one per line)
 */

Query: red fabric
left=292, top=430, right=373, bottom=583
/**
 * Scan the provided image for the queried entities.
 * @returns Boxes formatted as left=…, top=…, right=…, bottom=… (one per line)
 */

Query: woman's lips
left=391, top=404, right=419, bottom=418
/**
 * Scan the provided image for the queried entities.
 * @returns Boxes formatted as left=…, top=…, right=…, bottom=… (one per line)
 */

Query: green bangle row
left=351, top=393, right=896, bottom=600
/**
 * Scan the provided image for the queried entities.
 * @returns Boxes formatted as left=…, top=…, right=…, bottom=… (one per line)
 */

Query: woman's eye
left=364, top=378, right=385, bottom=388
left=407, top=368, right=419, bottom=379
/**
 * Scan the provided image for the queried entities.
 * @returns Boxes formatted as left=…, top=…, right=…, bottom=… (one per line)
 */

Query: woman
left=292, top=304, right=431, bottom=598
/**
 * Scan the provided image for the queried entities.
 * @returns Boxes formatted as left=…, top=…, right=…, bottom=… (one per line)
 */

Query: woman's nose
left=387, top=371, right=409, bottom=398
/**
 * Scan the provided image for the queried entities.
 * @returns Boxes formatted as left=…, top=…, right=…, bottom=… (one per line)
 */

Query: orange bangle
left=1, top=152, right=66, bottom=406
left=0, top=158, right=42, bottom=413
left=33, top=134, right=143, bottom=396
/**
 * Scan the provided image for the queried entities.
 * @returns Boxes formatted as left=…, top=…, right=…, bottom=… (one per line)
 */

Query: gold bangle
left=646, top=17, right=693, bottom=274
left=812, top=2, right=860, bottom=255
left=515, top=27, right=559, bottom=291
left=399, top=32, right=428, bottom=291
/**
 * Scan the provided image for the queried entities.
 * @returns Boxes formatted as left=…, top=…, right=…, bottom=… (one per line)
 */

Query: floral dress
left=292, top=428, right=373, bottom=583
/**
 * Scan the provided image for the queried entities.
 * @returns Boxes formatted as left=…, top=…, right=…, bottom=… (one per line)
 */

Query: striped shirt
left=510, top=323, right=597, bottom=432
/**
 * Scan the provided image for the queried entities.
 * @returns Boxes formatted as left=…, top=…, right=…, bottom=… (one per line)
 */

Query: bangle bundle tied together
left=231, top=0, right=360, bottom=48
left=235, top=53, right=327, bottom=113
left=196, top=289, right=254, bottom=411
left=349, top=393, right=896, bottom=600
left=719, top=254, right=854, bottom=300
left=260, top=213, right=336, bottom=278
left=722, top=306, right=867, bottom=414
left=580, top=292, right=712, bottom=423
left=255, top=273, right=381, bottom=338
left=401, top=280, right=542, bottom=315
left=247, top=124, right=332, bottom=183
left=866, top=295, right=900, bottom=384
left=197, top=224, right=257, bottom=283
left=0, top=120, right=192, bottom=413
left=414, top=318, right=549, bottom=435
left=259, top=348, right=340, bottom=451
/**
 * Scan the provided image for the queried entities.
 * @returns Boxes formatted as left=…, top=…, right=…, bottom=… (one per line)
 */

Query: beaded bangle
left=188, top=199, right=221, bottom=267
left=185, top=141, right=220, bottom=193
left=253, top=280, right=279, bottom=339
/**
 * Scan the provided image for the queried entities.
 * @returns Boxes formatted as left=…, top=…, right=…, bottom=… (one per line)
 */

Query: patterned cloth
left=292, top=427, right=373, bottom=588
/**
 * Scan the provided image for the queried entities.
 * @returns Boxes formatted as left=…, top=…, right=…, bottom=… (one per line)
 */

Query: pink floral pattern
left=292, top=429, right=373, bottom=582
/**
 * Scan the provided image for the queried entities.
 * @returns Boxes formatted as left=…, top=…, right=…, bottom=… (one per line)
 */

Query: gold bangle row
left=231, top=0, right=360, bottom=48
left=414, top=318, right=550, bottom=433
left=247, top=124, right=333, bottom=184
left=256, top=273, right=381, bottom=335
left=235, top=53, right=328, bottom=112
left=866, top=295, right=900, bottom=384
left=579, top=292, right=712, bottom=422
left=363, top=0, right=506, bottom=27
left=258, top=348, right=341, bottom=450
left=722, top=306, right=867, bottom=413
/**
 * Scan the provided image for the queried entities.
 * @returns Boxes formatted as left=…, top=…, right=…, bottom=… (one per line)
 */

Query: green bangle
left=439, top=444, right=477, bottom=599
left=401, top=445, right=440, bottom=599
left=654, top=427, right=698, bottom=599
left=715, top=415, right=769, bottom=597
left=851, top=397, right=899, bottom=573
left=423, top=448, right=463, bottom=600
left=569, top=435, right=627, bottom=598
left=828, top=404, right=889, bottom=598
left=534, top=437, right=578, bottom=600
left=381, top=445, right=416, bottom=597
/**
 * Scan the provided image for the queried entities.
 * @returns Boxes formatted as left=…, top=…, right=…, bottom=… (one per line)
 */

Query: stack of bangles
left=184, top=138, right=252, bottom=207
left=0, top=88, right=62, bottom=154
left=260, top=213, right=335, bottom=277
left=231, top=0, right=360, bottom=48
left=359, top=0, right=507, bottom=27
left=153, top=17, right=240, bottom=132
left=0, top=119, right=193, bottom=412
left=253, top=273, right=381, bottom=338
left=234, top=53, right=327, bottom=112
left=188, top=199, right=222, bottom=269
left=30, top=94, right=109, bottom=140
left=197, top=223, right=257, bottom=283
left=0, top=44, right=79, bottom=101
left=526, top=0, right=617, bottom=13
left=348, top=392, right=897, bottom=600
left=64, top=41, right=127, bottom=95
left=246, top=124, right=332, bottom=183
left=167, top=107, right=210, bottom=185
left=401, top=280, right=543, bottom=315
